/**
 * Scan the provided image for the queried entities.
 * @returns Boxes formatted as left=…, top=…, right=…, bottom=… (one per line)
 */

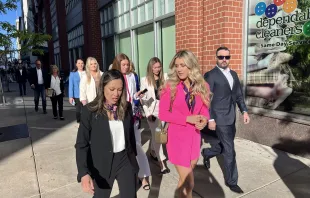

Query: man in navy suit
left=15, top=63, right=28, bottom=96
left=28, top=59, right=48, bottom=114
left=202, top=46, right=250, bottom=193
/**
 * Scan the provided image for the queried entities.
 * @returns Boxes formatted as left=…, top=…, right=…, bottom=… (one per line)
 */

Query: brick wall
left=82, top=0, right=103, bottom=69
left=175, top=0, right=244, bottom=77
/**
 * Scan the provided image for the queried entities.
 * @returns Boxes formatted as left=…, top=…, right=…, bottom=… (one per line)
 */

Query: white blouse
left=109, top=120, right=125, bottom=153
left=50, top=75, right=62, bottom=96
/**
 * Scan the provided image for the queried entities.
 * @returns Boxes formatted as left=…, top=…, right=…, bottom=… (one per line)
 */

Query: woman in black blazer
left=75, top=69, right=139, bottom=198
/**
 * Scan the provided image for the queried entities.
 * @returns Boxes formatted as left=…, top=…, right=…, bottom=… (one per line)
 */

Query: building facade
left=26, top=0, right=310, bottom=158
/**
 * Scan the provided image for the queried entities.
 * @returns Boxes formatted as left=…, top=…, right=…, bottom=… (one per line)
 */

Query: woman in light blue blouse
left=69, top=58, right=85, bottom=123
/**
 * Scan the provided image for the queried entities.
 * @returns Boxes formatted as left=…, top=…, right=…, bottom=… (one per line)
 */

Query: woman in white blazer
left=112, top=53, right=151, bottom=190
left=140, top=57, right=169, bottom=174
left=80, top=57, right=103, bottom=105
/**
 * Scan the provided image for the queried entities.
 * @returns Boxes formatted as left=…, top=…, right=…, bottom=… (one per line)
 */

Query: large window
left=100, top=0, right=175, bottom=76
left=245, top=0, right=310, bottom=121
left=67, top=24, right=84, bottom=70
left=137, top=25, right=154, bottom=77
left=65, top=0, right=80, bottom=15
left=119, top=31, right=132, bottom=59
left=158, top=17, right=175, bottom=73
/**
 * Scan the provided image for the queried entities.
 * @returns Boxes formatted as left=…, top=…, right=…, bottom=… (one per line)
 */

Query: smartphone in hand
left=139, top=88, right=148, bottom=95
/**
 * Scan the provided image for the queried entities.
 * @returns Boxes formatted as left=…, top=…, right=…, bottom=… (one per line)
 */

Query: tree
left=0, top=0, right=52, bottom=58
left=0, top=0, right=51, bottom=102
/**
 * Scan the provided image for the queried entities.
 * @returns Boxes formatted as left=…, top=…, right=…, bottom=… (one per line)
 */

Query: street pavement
left=0, top=83, right=309, bottom=198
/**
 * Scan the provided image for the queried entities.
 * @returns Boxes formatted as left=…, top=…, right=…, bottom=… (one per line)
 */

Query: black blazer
left=15, top=67, right=27, bottom=83
left=28, top=67, right=48, bottom=87
left=204, top=66, right=247, bottom=125
left=44, top=75, right=64, bottom=94
left=75, top=102, right=139, bottom=182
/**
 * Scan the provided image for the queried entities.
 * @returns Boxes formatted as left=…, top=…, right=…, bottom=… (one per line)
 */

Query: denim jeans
left=34, top=84, right=46, bottom=111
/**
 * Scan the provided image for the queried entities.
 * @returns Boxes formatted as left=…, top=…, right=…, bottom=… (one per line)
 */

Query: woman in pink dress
left=159, top=50, right=210, bottom=198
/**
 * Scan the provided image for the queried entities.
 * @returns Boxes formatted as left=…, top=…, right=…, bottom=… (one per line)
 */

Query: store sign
left=246, top=0, right=310, bottom=115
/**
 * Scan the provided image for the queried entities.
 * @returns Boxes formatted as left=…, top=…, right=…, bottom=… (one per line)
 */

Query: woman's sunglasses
left=217, top=56, right=231, bottom=60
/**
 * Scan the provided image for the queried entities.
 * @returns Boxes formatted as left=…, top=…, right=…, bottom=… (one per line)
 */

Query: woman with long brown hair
left=112, top=53, right=151, bottom=190
left=140, top=57, right=169, bottom=173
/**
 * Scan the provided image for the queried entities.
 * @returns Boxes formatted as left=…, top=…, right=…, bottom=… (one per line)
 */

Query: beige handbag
left=46, top=88, right=56, bottom=97
left=155, top=121, right=169, bottom=144
left=154, top=99, right=173, bottom=144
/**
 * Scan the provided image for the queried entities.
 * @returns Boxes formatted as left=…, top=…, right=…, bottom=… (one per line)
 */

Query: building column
left=82, top=0, right=103, bottom=69
left=55, top=0, right=69, bottom=73
left=175, top=0, right=244, bottom=77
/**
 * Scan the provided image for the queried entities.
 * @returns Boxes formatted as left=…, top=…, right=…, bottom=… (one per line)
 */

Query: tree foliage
left=0, top=0, right=51, bottom=57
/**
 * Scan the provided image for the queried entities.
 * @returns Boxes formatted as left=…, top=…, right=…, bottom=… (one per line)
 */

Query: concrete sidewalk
left=0, top=83, right=310, bottom=198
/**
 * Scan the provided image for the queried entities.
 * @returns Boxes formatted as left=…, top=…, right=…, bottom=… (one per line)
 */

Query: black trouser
left=204, top=124, right=238, bottom=186
left=74, top=98, right=83, bottom=122
left=18, top=82, right=26, bottom=96
left=50, top=94, right=63, bottom=117
left=93, top=150, right=137, bottom=198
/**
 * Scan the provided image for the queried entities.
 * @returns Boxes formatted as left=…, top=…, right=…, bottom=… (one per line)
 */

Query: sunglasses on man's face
left=217, top=56, right=231, bottom=60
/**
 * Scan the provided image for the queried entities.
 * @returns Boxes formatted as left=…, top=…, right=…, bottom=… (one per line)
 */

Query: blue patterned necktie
left=182, top=82, right=195, bottom=113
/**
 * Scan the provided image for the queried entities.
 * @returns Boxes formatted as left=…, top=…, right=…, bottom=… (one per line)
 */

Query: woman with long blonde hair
left=159, top=50, right=210, bottom=198
left=80, top=57, right=103, bottom=105
left=140, top=57, right=169, bottom=174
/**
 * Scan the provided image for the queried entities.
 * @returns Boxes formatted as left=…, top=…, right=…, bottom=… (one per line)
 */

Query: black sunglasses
left=217, top=56, right=231, bottom=60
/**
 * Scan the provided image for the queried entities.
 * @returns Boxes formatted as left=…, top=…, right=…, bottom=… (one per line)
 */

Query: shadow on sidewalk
left=272, top=136, right=310, bottom=197
left=173, top=164, right=224, bottom=198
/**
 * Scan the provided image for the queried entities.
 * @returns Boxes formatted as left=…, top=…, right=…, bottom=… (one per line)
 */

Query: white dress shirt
left=50, top=75, right=62, bottom=96
left=19, top=69, right=23, bottom=76
left=36, top=68, right=44, bottom=84
left=217, top=65, right=234, bottom=90
left=109, top=120, right=125, bottom=153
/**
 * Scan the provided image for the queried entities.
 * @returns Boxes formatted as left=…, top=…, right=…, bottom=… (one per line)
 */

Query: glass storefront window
left=138, top=5, right=145, bottom=24
left=131, top=0, right=137, bottom=8
left=160, top=17, right=175, bottom=73
left=119, top=31, right=132, bottom=60
left=132, top=8, right=138, bottom=26
left=145, top=1, right=153, bottom=21
left=137, top=25, right=154, bottom=77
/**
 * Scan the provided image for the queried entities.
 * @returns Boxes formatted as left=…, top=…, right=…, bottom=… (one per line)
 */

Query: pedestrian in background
left=15, top=62, right=27, bottom=96
left=75, top=69, right=139, bottom=198
left=69, top=58, right=85, bottom=122
left=140, top=57, right=169, bottom=174
left=45, top=65, right=64, bottom=120
left=80, top=57, right=103, bottom=105
left=28, top=59, right=48, bottom=114
left=202, top=46, right=250, bottom=194
left=112, top=53, right=151, bottom=190
left=159, top=50, right=210, bottom=198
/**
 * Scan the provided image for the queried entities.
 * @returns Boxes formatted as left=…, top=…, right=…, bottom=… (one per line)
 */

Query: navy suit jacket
left=204, top=66, right=247, bottom=125
left=28, top=67, right=48, bottom=87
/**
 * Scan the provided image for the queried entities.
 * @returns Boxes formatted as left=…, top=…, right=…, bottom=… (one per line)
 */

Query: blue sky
left=1, top=0, right=21, bottom=29
left=1, top=0, right=21, bottom=58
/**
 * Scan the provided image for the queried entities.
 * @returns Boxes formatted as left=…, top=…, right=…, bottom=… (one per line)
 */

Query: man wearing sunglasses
left=202, top=46, right=250, bottom=194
